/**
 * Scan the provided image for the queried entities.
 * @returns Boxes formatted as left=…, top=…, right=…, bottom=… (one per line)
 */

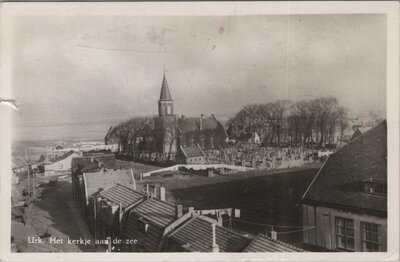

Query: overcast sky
left=12, top=14, right=386, bottom=125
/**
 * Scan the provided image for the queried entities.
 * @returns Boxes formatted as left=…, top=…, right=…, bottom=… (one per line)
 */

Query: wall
left=302, top=204, right=387, bottom=251
left=44, top=153, right=80, bottom=176
left=186, top=156, right=207, bottom=165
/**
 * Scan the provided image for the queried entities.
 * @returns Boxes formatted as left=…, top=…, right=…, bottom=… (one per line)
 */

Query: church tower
left=155, top=72, right=177, bottom=156
left=158, top=72, right=174, bottom=116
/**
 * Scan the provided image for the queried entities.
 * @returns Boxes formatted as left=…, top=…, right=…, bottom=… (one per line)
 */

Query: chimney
left=119, top=202, right=123, bottom=230
left=160, top=187, right=166, bottom=201
left=146, top=184, right=149, bottom=195
left=188, top=206, right=194, bottom=213
left=200, top=114, right=203, bottom=130
left=270, top=228, right=277, bottom=240
left=175, top=204, right=183, bottom=218
left=217, top=216, right=223, bottom=226
left=153, top=186, right=157, bottom=198
left=211, top=223, right=219, bottom=252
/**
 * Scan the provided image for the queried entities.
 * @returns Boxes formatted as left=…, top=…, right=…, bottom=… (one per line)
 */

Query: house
left=83, top=169, right=136, bottom=205
left=44, top=150, right=81, bottom=176
left=302, top=121, right=387, bottom=252
left=82, top=169, right=136, bottom=236
left=70, top=154, right=118, bottom=206
left=176, top=144, right=207, bottom=165
left=166, top=215, right=252, bottom=252
left=121, top=198, right=193, bottom=252
left=249, top=132, right=261, bottom=144
left=243, top=233, right=305, bottom=252
left=96, top=183, right=145, bottom=240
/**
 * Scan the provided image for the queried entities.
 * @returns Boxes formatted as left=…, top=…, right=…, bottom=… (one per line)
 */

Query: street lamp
left=87, top=195, right=98, bottom=249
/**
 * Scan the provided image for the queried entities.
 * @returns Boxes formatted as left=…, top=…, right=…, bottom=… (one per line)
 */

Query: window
left=364, top=182, right=387, bottom=196
left=361, top=222, right=381, bottom=251
left=210, top=136, right=215, bottom=149
left=166, top=105, right=171, bottom=115
left=335, top=217, right=355, bottom=251
left=200, top=136, right=205, bottom=148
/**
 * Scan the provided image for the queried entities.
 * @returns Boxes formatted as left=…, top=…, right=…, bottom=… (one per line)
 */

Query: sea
left=11, top=115, right=128, bottom=163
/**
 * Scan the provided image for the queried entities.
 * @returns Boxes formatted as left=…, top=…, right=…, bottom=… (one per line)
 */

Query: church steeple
left=159, top=72, right=172, bottom=101
left=158, top=72, right=174, bottom=116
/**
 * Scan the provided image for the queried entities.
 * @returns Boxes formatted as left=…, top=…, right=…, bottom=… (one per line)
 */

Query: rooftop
left=244, top=233, right=305, bottom=252
left=302, top=120, right=387, bottom=216
left=130, top=197, right=177, bottom=228
left=51, top=150, right=80, bottom=163
left=83, top=170, right=135, bottom=200
left=180, top=145, right=205, bottom=158
left=99, top=183, right=144, bottom=208
left=177, top=116, right=221, bottom=133
left=169, top=215, right=251, bottom=252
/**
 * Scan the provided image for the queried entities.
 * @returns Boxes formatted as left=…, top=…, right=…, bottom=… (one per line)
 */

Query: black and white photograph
left=0, top=1, right=398, bottom=261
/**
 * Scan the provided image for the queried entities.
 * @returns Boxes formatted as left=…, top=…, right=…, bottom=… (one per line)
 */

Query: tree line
left=105, top=116, right=156, bottom=155
left=226, top=96, right=349, bottom=147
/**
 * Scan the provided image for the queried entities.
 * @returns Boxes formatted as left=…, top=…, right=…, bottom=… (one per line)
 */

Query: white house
left=249, top=132, right=261, bottom=144
left=44, top=150, right=81, bottom=177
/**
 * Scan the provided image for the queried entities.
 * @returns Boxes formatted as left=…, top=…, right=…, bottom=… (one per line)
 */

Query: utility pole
left=25, top=148, right=30, bottom=197
left=32, top=169, right=36, bottom=201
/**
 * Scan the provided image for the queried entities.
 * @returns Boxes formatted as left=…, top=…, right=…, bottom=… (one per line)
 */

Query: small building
left=44, top=150, right=81, bottom=176
left=249, top=132, right=261, bottom=144
left=70, top=154, right=118, bottom=206
left=166, top=215, right=252, bottom=252
left=302, top=121, right=387, bottom=252
left=82, top=169, right=136, bottom=237
left=83, top=169, right=136, bottom=205
left=177, top=144, right=207, bottom=165
left=96, top=183, right=145, bottom=240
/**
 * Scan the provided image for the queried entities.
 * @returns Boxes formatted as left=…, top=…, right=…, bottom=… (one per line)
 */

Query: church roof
left=177, top=116, right=220, bottom=133
left=180, top=145, right=205, bottom=158
left=159, top=73, right=172, bottom=101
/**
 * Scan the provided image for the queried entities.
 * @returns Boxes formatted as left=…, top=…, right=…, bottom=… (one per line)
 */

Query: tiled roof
left=244, top=234, right=305, bottom=252
left=302, top=121, right=387, bottom=216
left=52, top=150, right=80, bottom=163
left=169, top=216, right=251, bottom=252
left=71, top=156, right=92, bottom=174
left=83, top=170, right=134, bottom=200
left=81, top=161, right=100, bottom=173
left=100, top=183, right=143, bottom=208
left=159, top=73, right=172, bottom=101
left=350, top=129, right=362, bottom=141
left=178, top=116, right=220, bottom=133
left=132, top=198, right=177, bottom=227
left=80, top=155, right=117, bottom=173
left=180, top=145, right=205, bottom=158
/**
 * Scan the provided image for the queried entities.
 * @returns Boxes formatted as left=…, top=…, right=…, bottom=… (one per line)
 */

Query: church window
left=200, top=136, right=205, bottom=148
left=210, top=136, right=215, bottom=148
left=166, top=105, right=171, bottom=115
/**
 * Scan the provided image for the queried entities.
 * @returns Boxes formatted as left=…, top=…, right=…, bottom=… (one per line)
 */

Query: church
left=153, top=73, right=227, bottom=159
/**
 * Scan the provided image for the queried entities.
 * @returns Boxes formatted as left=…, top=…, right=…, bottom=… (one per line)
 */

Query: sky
left=11, top=14, right=386, bottom=127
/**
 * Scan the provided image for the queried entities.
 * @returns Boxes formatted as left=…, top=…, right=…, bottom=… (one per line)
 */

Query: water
left=12, top=115, right=128, bottom=163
